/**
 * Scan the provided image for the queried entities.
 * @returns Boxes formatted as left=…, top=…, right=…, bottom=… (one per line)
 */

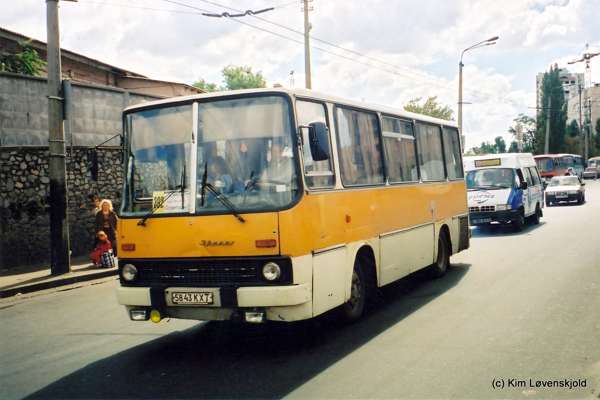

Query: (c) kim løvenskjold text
left=507, top=378, right=586, bottom=389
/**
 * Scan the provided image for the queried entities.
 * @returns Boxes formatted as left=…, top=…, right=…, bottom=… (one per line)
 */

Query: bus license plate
left=171, top=291, right=214, bottom=305
left=472, top=218, right=491, bottom=224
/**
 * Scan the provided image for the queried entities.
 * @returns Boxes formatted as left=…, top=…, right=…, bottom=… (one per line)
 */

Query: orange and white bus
left=534, top=153, right=584, bottom=180
left=116, top=88, right=470, bottom=323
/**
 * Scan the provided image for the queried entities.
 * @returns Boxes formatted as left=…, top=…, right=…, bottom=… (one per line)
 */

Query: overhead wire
left=75, top=0, right=521, bottom=107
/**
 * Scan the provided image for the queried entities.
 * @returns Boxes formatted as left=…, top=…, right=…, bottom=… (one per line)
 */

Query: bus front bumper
left=116, top=284, right=312, bottom=322
left=469, top=209, right=520, bottom=226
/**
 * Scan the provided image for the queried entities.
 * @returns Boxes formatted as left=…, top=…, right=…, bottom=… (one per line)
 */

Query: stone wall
left=0, top=146, right=123, bottom=269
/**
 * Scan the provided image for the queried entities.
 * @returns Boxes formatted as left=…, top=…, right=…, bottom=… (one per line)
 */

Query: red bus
left=534, top=153, right=584, bottom=180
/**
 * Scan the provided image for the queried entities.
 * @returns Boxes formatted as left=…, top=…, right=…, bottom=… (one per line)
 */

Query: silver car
left=583, top=166, right=599, bottom=180
left=545, top=176, right=586, bottom=206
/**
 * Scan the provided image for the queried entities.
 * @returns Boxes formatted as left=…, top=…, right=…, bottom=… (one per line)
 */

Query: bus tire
left=428, top=231, right=450, bottom=279
left=531, top=205, right=541, bottom=225
left=341, top=258, right=367, bottom=321
left=512, top=211, right=525, bottom=232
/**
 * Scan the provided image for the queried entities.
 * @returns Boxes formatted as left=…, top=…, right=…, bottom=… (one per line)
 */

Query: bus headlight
left=262, top=262, right=281, bottom=281
left=122, top=264, right=138, bottom=282
left=496, top=204, right=511, bottom=211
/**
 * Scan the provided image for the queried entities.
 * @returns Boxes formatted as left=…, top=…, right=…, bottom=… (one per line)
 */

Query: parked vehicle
left=545, top=176, right=585, bottom=205
left=583, top=166, right=598, bottom=180
left=584, top=156, right=600, bottom=179
left=464, top=153, right=544, bottom=231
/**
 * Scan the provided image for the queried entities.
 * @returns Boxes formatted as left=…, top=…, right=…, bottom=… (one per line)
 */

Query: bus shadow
left=25, top=264, right=470, bottom=400
left=471, top=221, right=545, bottom=237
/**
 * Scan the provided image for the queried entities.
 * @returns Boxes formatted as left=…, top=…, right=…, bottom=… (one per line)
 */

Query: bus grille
left=469, top=205, right=495, bottom=213
left=121, top=257, right=293, bottom=287
left=139, top=265, right=259, bottom=286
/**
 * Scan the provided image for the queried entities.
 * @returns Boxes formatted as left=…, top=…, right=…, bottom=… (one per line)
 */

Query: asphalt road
left=2, top=181, right=600, bottom=400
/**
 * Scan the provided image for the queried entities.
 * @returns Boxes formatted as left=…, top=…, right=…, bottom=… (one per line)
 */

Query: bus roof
left=463, top=153, right=536, bottom=170
left=534, top=153, right=582, bottom=158
left=123, top=87, right=458, bottom=128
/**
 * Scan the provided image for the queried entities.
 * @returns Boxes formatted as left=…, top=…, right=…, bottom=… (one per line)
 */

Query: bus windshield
left=535, top=157, right=554, bottom=172
left=122, top=95, right=299, bottom=216
left=466, top=168, right=516, bottom=190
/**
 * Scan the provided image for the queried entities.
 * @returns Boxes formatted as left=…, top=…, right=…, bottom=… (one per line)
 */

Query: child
left=90, top=231, right=112, bottom=267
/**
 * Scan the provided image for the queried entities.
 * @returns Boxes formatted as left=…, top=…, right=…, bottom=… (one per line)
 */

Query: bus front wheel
left=341, top=259, right=367, bottom=321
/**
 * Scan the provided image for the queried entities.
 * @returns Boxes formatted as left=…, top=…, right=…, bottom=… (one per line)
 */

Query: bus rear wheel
left=428, top=231, right=450, bottom=278
left=341, top=259, right=367, bottom=322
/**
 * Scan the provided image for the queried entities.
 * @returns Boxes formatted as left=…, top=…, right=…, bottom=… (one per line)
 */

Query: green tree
left=566, top=119, right=580, bottom=137
left=508, top=141, right=519, bottom=152
left=476, top=141, right=497, bottom=154
left=494, top=136, right=506, bottom=153
left=192, top=78, right=220, bottom=92
left=536, top=64, right=567, bottom=153
left=193, top=65, right=266, bottom=92
left=0, top=41, right=46, bottom=76
left=222, top=65, right=266, bottom=90
left=593, top=118, right=600, bottom=156
left=508, top=114, right=536, bottom=152
left=404, top=96, right=454, bottom=121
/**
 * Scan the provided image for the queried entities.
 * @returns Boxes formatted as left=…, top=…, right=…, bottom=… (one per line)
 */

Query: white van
left=464, top=153, right=544, bottom=231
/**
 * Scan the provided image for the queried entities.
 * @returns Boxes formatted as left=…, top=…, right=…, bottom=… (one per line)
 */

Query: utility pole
left=579, top=84, right=584, bottom=158
left=47, top=0, right=71, bottom=275
left=585, top=97, right=592, bottom=161
left=458, top=61, right=464, bottom=148
left=544, top=96, right=551, bottom=154
left=302, top=0, right=312, bottom=89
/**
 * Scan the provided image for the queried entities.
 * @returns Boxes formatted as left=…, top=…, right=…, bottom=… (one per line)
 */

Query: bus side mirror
left=520, top=181, right=528, bottom=190
left=307, top=122, right=330, bottom=161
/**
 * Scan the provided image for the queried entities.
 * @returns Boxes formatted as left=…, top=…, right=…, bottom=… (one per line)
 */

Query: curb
left=0, top=269, right=118, bottom=299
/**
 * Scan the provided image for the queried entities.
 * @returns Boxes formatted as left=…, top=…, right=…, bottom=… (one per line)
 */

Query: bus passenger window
left=442, top=127, right=464, bottom=180
left=415, top=122, right=445, bottom=181
left=297, top=100, right=334, bottom=188
left=381, top=116, right=418, bottom=183
left=335, top=107, right=384, bottom=186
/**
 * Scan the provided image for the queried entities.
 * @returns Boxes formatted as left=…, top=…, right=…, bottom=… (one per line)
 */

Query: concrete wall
left=0, top=72, right=157, bottom=146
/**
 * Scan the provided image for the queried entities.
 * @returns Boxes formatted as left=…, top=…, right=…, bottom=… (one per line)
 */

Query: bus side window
left=297, top=100, right=335, bottom=188
left=523, top=168, right=533, bottom=186
left=528, top=167, right=541, bottom=186
left=442, top=127, right=464, bottom=180
left=381, top=116, right=418, bottom=183
left=335, top=107, right=384, bottom=186
left=415, top=122, right=445, bottom=181
left=516, top=169, right=525, bottom=187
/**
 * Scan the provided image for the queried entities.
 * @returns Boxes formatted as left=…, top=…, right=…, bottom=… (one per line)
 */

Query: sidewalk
left=0, top=260, right=118, bottom=299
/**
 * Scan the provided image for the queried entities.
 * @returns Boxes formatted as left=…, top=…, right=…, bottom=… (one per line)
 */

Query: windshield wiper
left=199, top=162, right=245, bottom=223
left=137, top=189, right=180, bottom=226
left=180, top=162, right=186, bottom=209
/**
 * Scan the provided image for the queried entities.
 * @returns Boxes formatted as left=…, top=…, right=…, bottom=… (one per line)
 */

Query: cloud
left=1, top=0, right=598, bottom=150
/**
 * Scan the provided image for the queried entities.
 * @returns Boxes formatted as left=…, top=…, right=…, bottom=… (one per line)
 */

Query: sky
left=2, top=0, right=599, bottom=149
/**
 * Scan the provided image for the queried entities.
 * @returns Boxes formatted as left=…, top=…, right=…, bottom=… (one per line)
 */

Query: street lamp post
left=458, top=36, right=499, bottom=150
